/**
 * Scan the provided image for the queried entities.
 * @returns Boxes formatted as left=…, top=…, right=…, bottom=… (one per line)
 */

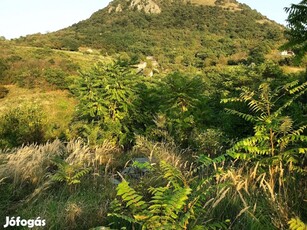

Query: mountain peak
left=107, top=0, right=241, bottom=14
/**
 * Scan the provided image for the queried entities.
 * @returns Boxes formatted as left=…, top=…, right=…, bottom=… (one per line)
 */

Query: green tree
left=150, top=72, right=206, bottom=146
left=162, top=73, right=203, bottom=113
left=222, top=80, right=307, bottom=190
left=0, top=104, right=46, bottom=148
left=282, top=0, right=307, bottom=62
left=70, top=61, right=138, bottom=145
left=247, top=47, right=266, bottom=65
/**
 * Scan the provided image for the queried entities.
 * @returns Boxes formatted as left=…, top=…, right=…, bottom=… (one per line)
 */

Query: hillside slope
left=15, top=0, right=284, bottom=68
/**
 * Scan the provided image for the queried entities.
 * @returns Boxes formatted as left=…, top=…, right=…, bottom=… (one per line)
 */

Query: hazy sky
left=0, top=0, right=300, bottom=39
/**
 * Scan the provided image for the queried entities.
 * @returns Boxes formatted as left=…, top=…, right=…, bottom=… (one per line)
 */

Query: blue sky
left=238, top=0, right=299, bottom=24
left=0, top=0, right=109, bottom=39
left=0, top=0, right=300, bottom=39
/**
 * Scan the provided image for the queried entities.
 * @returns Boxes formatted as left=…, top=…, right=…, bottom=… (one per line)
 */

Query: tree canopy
left=283, top=0, right=307, bottom=62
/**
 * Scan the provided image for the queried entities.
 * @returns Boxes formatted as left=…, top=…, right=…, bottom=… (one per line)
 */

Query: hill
left=14, top=0, right=285, bottom=69
left=1, top=1, right=307, bottom=229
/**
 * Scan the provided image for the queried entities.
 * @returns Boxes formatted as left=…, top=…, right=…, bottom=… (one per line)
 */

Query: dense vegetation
left=12, top=0, right=287, bottom=70
left=0, top=0, right=306, bottom=229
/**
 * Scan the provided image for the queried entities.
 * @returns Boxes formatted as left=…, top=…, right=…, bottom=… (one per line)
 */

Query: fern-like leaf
left=224, top=108, right=256, bottom=122
left=160, top=161, right=186, bottom=189
left=116, top=179, right=147, bottom=210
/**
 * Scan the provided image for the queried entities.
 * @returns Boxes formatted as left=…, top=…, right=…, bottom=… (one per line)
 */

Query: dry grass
left=256, top=19, right=273, bottom=25
left=220, top=2, right=242, bottom=11
left=65, top=202, right=83, bottom=228
left=281, top=66, right=306, bottom=74
left=0, top=43, right=108, bottom=70
left=133, top=135, right=187, bottom=168
left=189, top=0, right=242, bottom=11
left=190, top=0, right=216, bottom=6
left=215, top=163, right=294, bottom=229
left=65, top=139, right=121, bottom=172
left=0, top=85, right=77, bottom=138
left=0, top=139, right=121, bottom=187
left=0, top=139, right=64, bottom=185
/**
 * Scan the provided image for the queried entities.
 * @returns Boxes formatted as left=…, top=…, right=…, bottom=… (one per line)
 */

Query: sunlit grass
left=281, top=66, right=305, bottom=73
left=0, top=85, right=77, bottom=139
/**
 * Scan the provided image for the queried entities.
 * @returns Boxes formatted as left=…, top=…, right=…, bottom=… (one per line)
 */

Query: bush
left=44, top=68, right=69, bottom=89
left=0, top=85, right=9, bottom=98
left=0, top=104, right=46, bottom=148
left=0, top=58, right=8, bottom=78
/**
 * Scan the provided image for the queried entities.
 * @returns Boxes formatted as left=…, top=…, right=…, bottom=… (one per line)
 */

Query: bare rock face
left=107, top=0, right=241, bottom=14
left=115, top=4, right=123, bottom=12
left=108, top=6, right=115, bottom=13
left=129, top=0, right=161, bottom=14
left=108, top=0, right=161, bottom=14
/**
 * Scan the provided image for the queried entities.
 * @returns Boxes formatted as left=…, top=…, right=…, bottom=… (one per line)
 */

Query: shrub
left=44, top=68, right=69, bottom=89
left=0, top=58, right=9, bottom=78
left=0, top=103, right=46, bottom=148
left=108, top=159, right=230, bottom=229
left=0, top=85, right=9, bottom=98
left=70, top=61, right=139, bottom=146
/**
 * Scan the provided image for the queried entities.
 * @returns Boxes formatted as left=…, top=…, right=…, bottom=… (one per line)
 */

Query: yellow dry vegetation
left=281, top=66, right=305, bottom=74
left=190, top=0, right=216, bottom=6
left=189, top=0, right=242, bottom=11
left=0, top=85, right=77, bottom=138
left=256, top=19, right=273, bottom=25
left=220, top=2, right=242, bottom=11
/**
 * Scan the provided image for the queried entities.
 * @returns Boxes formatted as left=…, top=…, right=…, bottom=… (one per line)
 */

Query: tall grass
left=211, top=161, right=307, bottom=229
left=0, top=139, right=122, bottom=229
left=0, top=137, right=305, bottom=229
left=0, top=139, right=63, bottom=186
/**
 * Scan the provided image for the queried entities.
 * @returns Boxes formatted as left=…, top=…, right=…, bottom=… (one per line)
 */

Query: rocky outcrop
left=107, top=0, right=242, bottom=14
left=108, top=0, right=161, bottom=14
left=129, top=0, right=161, bottom=14
left=115, top=4, right=123, bottom=12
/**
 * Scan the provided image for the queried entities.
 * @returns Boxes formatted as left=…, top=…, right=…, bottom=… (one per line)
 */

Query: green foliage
left=44, top=68, right=69, bottom=89
left=222, top=80, right=307, bottom=189
left=145, top=72, right=207, bottom=146
left=60, top=37, right=81, bottom=51
left=282, top=0, right=307, bottom=63
left=0, top=103, right=46, bottom=148
left=0, top=85, right=9, bottom=98
left=132, top=161, right=154, bottom=172
left=0, top=58, right=9, bottom=78
left=15, top=1, right=284, bottom=70
left=109, top=161, right=196, bottom=229
left=51, top=157, right=91, bottom=186
left=247, top=47, right=266, bottom=64
left=194, top=129, right=226, bottom=157
left=162, top=72, right=203, bottom=113
left=1, top=2, right=307, bottom=229
left=70, top=61, right=139, bottom=145
left=0, top=44, right=83, bottom=89
left=109, top=158, right=230, bottom=230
